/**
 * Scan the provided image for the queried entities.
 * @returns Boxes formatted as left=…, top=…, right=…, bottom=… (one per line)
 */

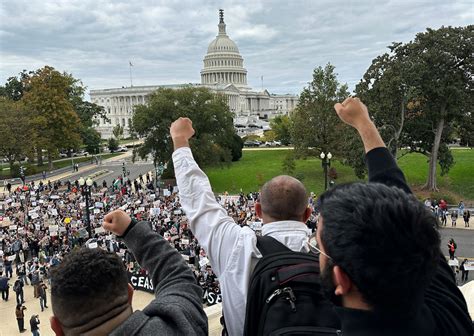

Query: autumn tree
left=22, top=66, right=82, bottom=169
left=0, top=98, right=35, bottom=170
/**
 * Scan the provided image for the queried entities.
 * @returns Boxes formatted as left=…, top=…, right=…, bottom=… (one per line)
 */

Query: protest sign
left=95, top=202, right=104, bottom=208
left=448, top=259, right=459, bottom=267
left=199, top=257, right=210, bottom=267
left=128, top=272, right=154, bottom=293
left=95, top=227, right=105, bottom=234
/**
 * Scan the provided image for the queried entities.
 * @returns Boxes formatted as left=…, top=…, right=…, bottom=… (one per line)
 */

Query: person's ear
left=255, top=202, right=262, bottom=219
left=50, top=316, right=65, bottom=336
left=333, top=265, right=352, bottom=296
left=303, top=206, right=312, bottom=222
left=127, top=283, right=134, bottom=305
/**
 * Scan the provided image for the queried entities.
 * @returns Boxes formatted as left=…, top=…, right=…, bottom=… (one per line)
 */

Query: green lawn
left=204, top=148, right=474, bottom=201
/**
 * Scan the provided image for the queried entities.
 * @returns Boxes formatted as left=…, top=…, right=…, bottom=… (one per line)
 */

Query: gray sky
left=1, top=0, right=472, bottom=97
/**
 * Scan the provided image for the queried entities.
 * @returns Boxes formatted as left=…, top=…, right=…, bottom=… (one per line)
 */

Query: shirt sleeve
left=173, top=147, right=246, bottom=277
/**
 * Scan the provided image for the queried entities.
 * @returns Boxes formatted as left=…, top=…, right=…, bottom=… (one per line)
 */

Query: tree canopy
left=291, top=63, right=349, bottom=158
left=132, top=86, right=241, bottom=172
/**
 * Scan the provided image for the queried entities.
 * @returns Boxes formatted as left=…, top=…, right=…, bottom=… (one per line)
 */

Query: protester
left=463, top=209, right=470, bottom=227
left=0, top=273, right=9, bottom=301
left=13, top=276, right=25, bottom=304
left=49, top=209, right=208, bottom=335
left=170, top=118, right=339, bottom=335
left=460, top=259, right=469, bottom=283
left=16, top=303, right=27, bottom=333
left=448, top=238, right=457, bottom=260
left=38, top=280, right=48, bottom=311
left=30, top=314, right=40, bottom=336
left=315, top=97, right=472, bottom=335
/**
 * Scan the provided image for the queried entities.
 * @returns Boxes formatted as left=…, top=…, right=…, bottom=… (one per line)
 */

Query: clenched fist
left=103, top=210, right=132, bottom=236
left=170, top=117, right=195, bottom=150
left=334, top=97, right=371, bottom=131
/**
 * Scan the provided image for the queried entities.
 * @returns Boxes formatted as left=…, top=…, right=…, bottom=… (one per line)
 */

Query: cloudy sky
left=0, top=0, right=472, bottom=97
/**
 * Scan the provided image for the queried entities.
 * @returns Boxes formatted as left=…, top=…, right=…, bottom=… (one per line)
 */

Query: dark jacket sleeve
left=366, top=147, right=472, bottom=335
left=366, top=147, right=411, bottom=194
left=121, top=221, right=208, bottom=335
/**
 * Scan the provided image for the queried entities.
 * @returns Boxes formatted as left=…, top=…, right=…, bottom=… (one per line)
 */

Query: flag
left=129, top=61, right=133, bottom=67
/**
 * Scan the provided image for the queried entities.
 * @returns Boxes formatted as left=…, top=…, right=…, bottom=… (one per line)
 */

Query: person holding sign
left=49, top=210, right=207, bottom=335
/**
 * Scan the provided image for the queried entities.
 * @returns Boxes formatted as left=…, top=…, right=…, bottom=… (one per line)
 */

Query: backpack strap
left=256, top=235, right=291, bottom=257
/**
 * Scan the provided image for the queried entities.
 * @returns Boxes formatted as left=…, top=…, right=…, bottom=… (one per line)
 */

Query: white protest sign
left=49, top=225, right=59, bottom=232
left=173, top=186, right=179, bottom=193
left=181, top=239, right=189, bottom=245
left=30, top=213, right=39, bottom=219
left=88, top=242, right=98, bottom=249
left=95, top=227, right=105, bottom=234
left=199, top=257, right=209, bottom=267
left=448, top=259, right=459, bottom=267
left=50, top=209, right=58, bottom=216
left=8, top=255, right=15, bottom=261
left=9, top=224, right=17, bottom=230
left=163, top=190, right=171, bottom=197
left=464, top=261, right=474, bottom=271
left=50, top=195, right=60, bottom=200
left=94, top=209, right=100, bottom=214
left=95, top=202, right=104, bottom=208
left=138, top=207, right=145, bottom=212
left=20, top=196, right=25, bottom=200
left=174, top=210, right=182, bottom=215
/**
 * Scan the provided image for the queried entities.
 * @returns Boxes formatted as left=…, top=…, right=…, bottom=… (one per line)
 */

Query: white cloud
left=0, top=0, right=472, bottom=95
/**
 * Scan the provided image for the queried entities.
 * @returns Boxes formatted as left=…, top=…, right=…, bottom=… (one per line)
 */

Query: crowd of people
left=0, top=97, right=472, bottom=335
left=424, top=198, right=471, bottom=227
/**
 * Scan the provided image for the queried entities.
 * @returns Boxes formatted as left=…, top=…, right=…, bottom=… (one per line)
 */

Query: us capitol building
left=90, top=10, right=298, bottom=139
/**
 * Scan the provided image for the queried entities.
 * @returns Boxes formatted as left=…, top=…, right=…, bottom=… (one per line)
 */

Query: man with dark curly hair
left=49, top=210, right=208, bottom=335
left=315, top=97, right=472, bottom=335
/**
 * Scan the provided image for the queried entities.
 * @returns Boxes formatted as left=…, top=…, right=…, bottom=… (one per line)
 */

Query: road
left=58, top=158, right=155, bottom=186
left=440, top=228, right=474, bottom=259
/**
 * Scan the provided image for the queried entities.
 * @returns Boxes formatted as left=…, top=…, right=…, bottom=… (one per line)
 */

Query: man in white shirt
left=171, top=118, right=313, bottom=336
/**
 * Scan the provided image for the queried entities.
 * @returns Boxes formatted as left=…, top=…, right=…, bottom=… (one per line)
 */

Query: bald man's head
left=259, top=175, right=309, bottom=222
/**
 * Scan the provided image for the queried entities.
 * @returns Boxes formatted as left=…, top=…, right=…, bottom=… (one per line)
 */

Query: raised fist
left=103, top=210, right=132, bottom=236
left=334, top=97, right=371, bottom=130
left=170, top=117, right=195, bottom=142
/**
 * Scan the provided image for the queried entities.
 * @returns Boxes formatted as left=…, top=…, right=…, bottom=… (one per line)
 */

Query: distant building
left=91, top=10, right=298, bottom=139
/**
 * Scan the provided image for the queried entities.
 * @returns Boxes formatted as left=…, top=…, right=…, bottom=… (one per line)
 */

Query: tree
left=82, top=127, right=102, bottom=154
left=108, top=138, right=119, bottom=152
left=291, top=63, right=349, bottom=158
left=112, top=125, right=124, bottom=141
left=394, top=26, right=472, bottom=191
left=270, top=115, right=292, bottom=145
left=0, top=98, right=35, bottom=170
left=22, top=66, right=82, bottom=170
left=132, top=86, right=237, bottom=171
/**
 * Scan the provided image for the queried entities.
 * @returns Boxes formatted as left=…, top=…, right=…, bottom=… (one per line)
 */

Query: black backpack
left=243, top=235, right=341, bottom=336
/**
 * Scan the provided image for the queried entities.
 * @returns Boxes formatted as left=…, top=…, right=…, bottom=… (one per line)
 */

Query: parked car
left=244, top=140, right=261, bottom=147
left=117, top=146, right=128, bottom=152
left=264, top=141, right=282, bottom=147
left=59, top=153, right=68, bottom=158
left=73, top=151, right=89, bottom=157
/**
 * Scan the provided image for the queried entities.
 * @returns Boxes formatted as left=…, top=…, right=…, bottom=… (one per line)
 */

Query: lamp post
left=79, top=177, right=93, bottom=239
left=155, top=161, right=165, bottom=194
left=320, top=152, right=332, bottom=191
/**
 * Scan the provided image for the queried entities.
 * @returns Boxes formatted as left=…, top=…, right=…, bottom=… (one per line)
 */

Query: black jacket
left=335, top=147, right=472, bottom=336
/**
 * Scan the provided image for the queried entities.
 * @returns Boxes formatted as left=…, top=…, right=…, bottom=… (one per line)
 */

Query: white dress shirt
left=173, top=147, right=312, bottom=336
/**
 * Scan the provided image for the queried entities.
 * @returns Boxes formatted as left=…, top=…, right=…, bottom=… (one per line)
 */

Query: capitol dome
left=201, top=9, right=247, bottom=87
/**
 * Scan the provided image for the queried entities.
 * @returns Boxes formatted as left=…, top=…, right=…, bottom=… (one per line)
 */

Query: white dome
left=201, top=9, right=247, bottom=87
left=207, top=36, right=239, bottom=54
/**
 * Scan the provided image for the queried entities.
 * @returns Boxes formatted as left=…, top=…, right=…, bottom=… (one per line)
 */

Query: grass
left=204, top=148, right=474, bottom=201
left=0, top=153, right=121, bottom=178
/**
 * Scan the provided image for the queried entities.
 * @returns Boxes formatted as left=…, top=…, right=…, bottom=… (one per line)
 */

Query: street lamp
left=79, top=177, right=94, bottom=239
left=320, top=152, right=332, bottom=191
left=155, top=161, right=165, bottom=194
